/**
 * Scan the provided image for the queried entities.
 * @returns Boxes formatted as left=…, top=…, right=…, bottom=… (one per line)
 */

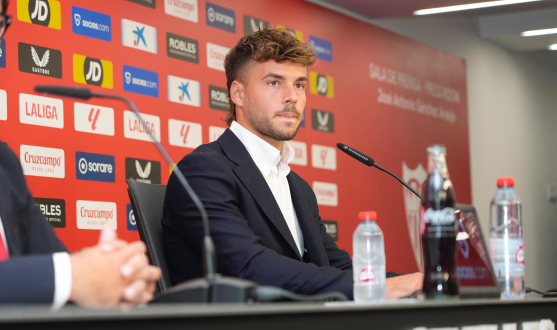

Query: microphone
left=337, top=143, right=422, bottom=199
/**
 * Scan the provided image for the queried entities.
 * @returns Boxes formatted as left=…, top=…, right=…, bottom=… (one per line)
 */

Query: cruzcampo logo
left=73, top=54, right=113, bottom=89
left=309, top=72, right=334, bottom=98
left=17, top=0, right=61, bottom=30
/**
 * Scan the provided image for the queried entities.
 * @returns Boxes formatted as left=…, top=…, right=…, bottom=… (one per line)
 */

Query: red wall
left=0, top=0, right=470, bottom=274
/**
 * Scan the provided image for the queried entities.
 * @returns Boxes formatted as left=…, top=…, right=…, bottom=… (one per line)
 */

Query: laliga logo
left=128, top=209, right=136, bottom=226
left=125, top=72, right=132, bottom=84
left=358, top=267, right=376, bottom=282
left=207, top=7, right=215, bottom=22
left=457, top=221, right=470, bottom=259
left=74, top=13, right=81, bottom=26
left=78, top=158, right=88, bottom=174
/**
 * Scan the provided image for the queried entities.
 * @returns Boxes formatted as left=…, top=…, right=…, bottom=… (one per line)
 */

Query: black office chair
left=127, top=179, right=172, bottom=293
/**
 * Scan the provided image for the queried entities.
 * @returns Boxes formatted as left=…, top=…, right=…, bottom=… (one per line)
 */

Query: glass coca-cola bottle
left=420, top=145, right=459, bottom=299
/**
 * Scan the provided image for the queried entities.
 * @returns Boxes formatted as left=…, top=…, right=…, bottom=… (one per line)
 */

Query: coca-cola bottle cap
left=497, top=177, right=515, bottom=187
left=358, top=211, right=377, bottom=220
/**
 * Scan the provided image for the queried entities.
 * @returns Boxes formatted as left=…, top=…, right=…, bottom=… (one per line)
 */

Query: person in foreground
left=0, top=141, right=161, bottom=308
left=163, top=27, right=422, bottom=300
left=0, top=0, right=161, bottom=308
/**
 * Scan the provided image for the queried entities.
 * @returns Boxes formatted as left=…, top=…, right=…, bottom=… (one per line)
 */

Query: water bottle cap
left=497, top=177, right=515, bottom=187
left=358, top=211, right=377, bottom=220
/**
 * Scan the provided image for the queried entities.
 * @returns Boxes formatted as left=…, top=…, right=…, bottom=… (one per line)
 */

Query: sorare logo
left=17, top=0, right=61, bottom=30
left=0, top=39, right=5, bottom=68
left=127, top=204, right=137, bottom=231
left=125, top=157, right=161, bottom=184
left=309, top=72, right=334, bottom=98
left=76, top=151, right=115, bottom=182
left=73, top=54, right=113, bottom=89
left=311, top=109, right=334, bottom=133
left=121, top=19, right=158, bottom=54
left=206, top=2, right=235, bottom=33
left=18, top=42, right=62, bottom=79
left=167, top=32, right=198, bottom=63
left=34, top=197, right=66, bottom=228
left=309, top=36, right=332, bottom=62
left=168, top=75, right=200, bottom=107
left=72, top=6, right=111, bottom=42
left=123, top=65, right=159, bottom=97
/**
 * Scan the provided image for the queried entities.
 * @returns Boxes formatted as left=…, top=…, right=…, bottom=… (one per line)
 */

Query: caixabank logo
left=18, top=43, right=62, bottom=78
left=206, top=2, right=235, bottom=33
left=17, top=0, right=61, bottom=30
left=166, top=32, right=198, bottom=64
left=243, top=14, right=269, bottom=35
left=76, top=151, right=115, bottom=182
left=73, top=54, right=113, bottom=89
left=72, top=6, right=111, bottom=42
left=125, top=157, right=161, bottom=184
left=19, top=93, right=63, bottom=129
left=311, top=109, right=334, bottom=133
left=209, top=85, right=228, bottom=111
left=34, top=197, right=66, bottom=228
left=168, top=75, right=200, bottom=107
left=20, top=144, right=65, bottom=178
left=121, top=19, right=157, bottom=54
left=123, top=65, right=159, bottom=98
left=310, top=72, right=334, bottom=98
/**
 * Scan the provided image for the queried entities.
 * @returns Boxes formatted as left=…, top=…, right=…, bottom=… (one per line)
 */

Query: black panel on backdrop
left=125, top=157, right=161, bottom=184
left=34, top=197, right=66, bottom=228
left=243, top=15, right=270, bottom=35
left=209, top=85, right=229, bottom=111
left=322, top=220, right=338, bottom=241
left=312, top=109, right=334, bottom=133
left=126, top=0, right=156, bottom=9
left=18, top=42, right=62, bottom=79
left=166, top=32, right=199, bottom=64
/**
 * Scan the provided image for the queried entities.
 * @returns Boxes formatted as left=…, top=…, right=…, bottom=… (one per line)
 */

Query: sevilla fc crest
left=402, top=162, right=427, bottom=273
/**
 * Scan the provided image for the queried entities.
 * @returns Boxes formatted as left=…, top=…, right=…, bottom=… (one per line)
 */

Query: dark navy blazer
left=0, top=141, right=67, bottom=303
left=163, top=129, right=363, bottom=298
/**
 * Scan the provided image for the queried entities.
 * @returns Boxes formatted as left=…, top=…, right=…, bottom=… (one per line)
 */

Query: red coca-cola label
left=358, top=267, right=376, bottom=282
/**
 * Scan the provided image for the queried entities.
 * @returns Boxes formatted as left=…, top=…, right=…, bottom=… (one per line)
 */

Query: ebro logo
left=358, top=267, right=376, bottom=282
left=17, top=0, right=61, bottom=30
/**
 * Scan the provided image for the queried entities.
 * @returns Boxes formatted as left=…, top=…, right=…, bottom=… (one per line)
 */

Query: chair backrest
left=127, top=179, right=172, bottom=293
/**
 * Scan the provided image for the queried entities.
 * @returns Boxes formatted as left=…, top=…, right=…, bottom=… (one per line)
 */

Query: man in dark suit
left=0, top=0, right=161, bottom=306
left=163, top=27, right=422, bottom=299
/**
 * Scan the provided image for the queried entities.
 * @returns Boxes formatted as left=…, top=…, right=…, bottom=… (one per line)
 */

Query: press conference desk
left=0, top=298, right=555, bottom=330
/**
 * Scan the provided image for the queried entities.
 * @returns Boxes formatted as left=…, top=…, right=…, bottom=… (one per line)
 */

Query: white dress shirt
left=229, top=121, right=305, bottom=256
left=0, top=216, right=72, bottom=309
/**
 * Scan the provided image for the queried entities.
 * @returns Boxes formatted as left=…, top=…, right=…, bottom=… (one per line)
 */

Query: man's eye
left=269, top=81, right=278, bottom=86
left=296, top=83, right=305, bottom=89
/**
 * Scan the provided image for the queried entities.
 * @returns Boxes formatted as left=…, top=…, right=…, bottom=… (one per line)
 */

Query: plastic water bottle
left=353, top=211, right=386, bottom=302
left=489, top=177, right=525, bottom=300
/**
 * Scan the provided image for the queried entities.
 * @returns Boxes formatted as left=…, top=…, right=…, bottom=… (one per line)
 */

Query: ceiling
left=305, top=0, right=557, bottom=52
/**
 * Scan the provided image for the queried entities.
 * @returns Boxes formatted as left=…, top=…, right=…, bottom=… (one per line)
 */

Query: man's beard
left=244, top=97, right=301, bottom=141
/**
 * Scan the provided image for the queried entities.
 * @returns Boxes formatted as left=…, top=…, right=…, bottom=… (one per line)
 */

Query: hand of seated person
left=386, top=272, right=423, bottom=299
left=68, top=227, right=161, bottom=308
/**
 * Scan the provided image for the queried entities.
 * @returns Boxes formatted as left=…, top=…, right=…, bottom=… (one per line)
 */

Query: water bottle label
left=490, top=238, right=525, bottom=278
left=516, top=242, right=524, bottom=266
left=358, top=267, right=376, bottom=282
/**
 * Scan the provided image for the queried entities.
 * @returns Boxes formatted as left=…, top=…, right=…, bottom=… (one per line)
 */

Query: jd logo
left=29, top=0, right=50, bottom=26
left=309, top=72, right=334, bottom=98
left=18, top=0, right=61, bottom=29
left=73, top=54, right=113, bottom=89
left=84, top=58, right=103, bottom=85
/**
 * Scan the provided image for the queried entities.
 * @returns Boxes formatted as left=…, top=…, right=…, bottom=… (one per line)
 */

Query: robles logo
left=72, top=6, right=111, bottom=42
left=168, top=119, right=202, bottom=149
left=209, top=85, right=228, bottom=111
left=76, top=151, right=115, bottom=182
left=311, top=144, right=336, bottom=170
left=20, top=145, right=65, bottom=178
left=34, top=197, right=65, bottom=228
left=73, top=54, right=113, bottom=89
left=19, top=93, right=63, bottom=129
left=287, top=141, right=307, bottom=166
left=76, top=200, right=117, bottom=230
left=166, top=32, right=198, bottom=63
left=17, top=0, right=61, bottom=29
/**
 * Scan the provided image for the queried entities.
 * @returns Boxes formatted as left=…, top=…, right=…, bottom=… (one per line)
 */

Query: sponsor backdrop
left=0, top=0, right=471, bottom=274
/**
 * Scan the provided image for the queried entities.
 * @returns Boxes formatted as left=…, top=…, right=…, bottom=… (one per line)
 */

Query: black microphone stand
left=35, top=86, right=260, bottom=303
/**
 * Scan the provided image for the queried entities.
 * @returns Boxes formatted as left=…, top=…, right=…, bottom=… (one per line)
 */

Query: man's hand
left=68, top=227, right=161, bottom=308
left=386, top=272, right=423, bottom=299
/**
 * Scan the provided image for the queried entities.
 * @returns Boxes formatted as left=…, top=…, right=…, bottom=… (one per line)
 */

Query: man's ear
left=229, top=80, right=244, bottom=109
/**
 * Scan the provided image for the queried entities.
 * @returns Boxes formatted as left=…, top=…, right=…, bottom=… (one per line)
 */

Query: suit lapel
left=218, top=129, right=302, bottom=260
left=0, top=163, right=18, bottom=255
left=287, top=174, right=329, bottom=266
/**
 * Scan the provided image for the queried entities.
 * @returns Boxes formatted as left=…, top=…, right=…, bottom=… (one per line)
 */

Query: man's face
left=241, top=60, right=307, bottom=141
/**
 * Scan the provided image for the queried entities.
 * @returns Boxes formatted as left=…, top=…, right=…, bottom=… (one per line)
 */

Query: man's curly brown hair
left=222, top=26, right=317, bottom=126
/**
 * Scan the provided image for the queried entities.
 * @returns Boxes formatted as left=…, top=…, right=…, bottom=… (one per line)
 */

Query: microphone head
left=337, top=143, right=375, bottom=167
left=35, top=86, right=93, bottom=100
